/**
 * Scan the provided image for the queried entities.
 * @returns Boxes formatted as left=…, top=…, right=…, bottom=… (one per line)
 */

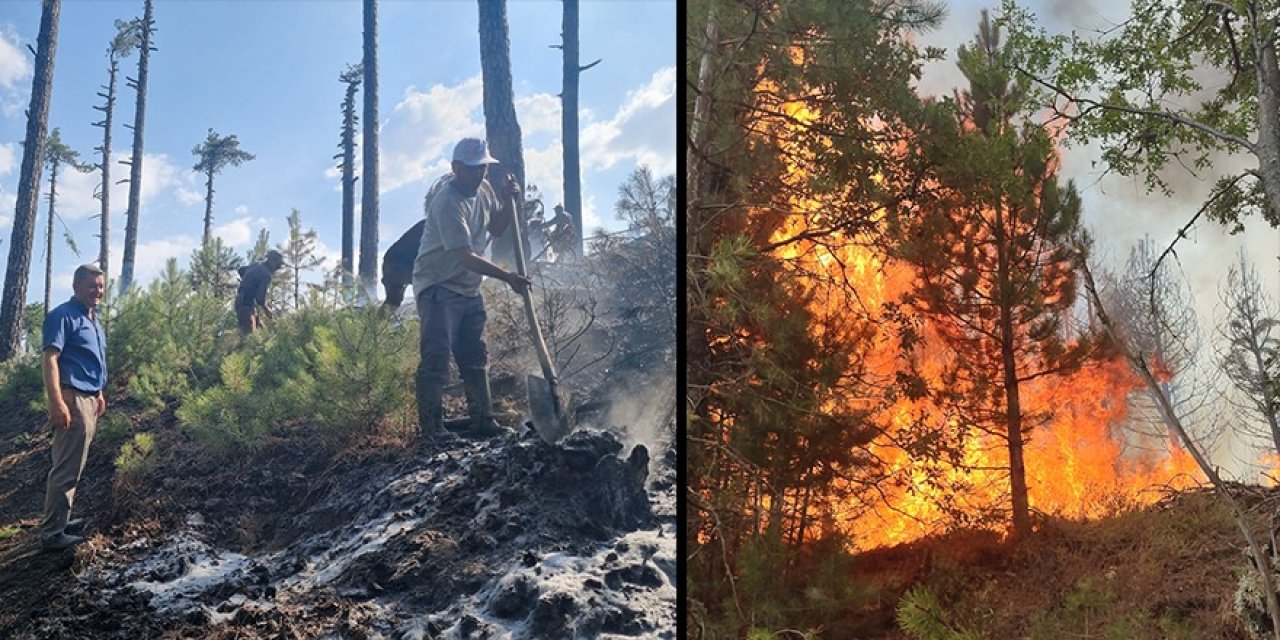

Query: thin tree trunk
left=1250, top=7, right=1280, bottom=238
left=119, top=0, right=154, bottom=294
left=0, top=0, right=60, bottom=362
left=44, top=160, right=58, bottom=315
left=561, top=0, right=583, bottom=259
left=96, top=58, right=117, bottom=278
left=478, top=0, right=526, bottom=269
left=358, top=0, right=379, bottom=297
left=341, top=83, right=357, bottom=292
left=687, top=1, right=717, bottom=212
left=202, top=167, right=214, bottom=248
left=995, top=201, right=1031, bottom=540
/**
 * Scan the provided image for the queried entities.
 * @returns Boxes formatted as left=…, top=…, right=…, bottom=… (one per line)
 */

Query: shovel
left=508, top=193, right=572, bottom=444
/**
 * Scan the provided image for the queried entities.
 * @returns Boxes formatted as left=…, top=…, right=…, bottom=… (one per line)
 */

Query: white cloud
left=0, top=26, right=31, bottom=117
left=380, top=76, right=486, bottom=193
left=107, top=235, right=198, bottom=290
left=0, top=142, right=14, bottom=174
left=581, top=193, right=602, bottom=233
left=234, top=205, right=248, bottom=215
left=0, top=27, right=30, bottom=89
left=57, top=152, right=197, bottom=221
left=580, top=67, right=676, bottom=175
left=516, top=92, right=562, bottom=135
left=213, top=217, right=255, bottom=247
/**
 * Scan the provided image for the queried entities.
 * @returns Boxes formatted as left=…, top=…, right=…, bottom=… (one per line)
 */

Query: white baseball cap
left=452, top=137, right=499, bottom=166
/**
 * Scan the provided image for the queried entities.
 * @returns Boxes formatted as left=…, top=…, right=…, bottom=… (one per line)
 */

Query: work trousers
left=41, top=388, right=98, bottom=539
left=416, top=285, right=488, bottom=386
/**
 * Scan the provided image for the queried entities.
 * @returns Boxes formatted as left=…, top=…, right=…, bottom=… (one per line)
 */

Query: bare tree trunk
left=0, top=0, right=60, bottom=362
left=94, top=58, right=118, bottom=278
left=687, top=1, right=717, bottom=212
left=341, top=81, right=358, bottom=292
left=119, top=0, right=154, bottom=294
left=478, top=0, right=525, bottom=269
left=44, top=160, right=59, bottom=315
left=560, top=0, right=593, bottom=259
left=358, top=0, right=379, bottom=297
left=202, top=167, right=214, bottom=248
left=1250, top=7, right=1280, bottom=237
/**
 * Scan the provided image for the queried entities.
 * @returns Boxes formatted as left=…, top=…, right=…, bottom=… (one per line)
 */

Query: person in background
left=235, top=249, right=284, bottom=334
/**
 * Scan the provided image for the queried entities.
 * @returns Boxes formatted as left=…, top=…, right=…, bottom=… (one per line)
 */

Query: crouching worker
left=236, top=249, right=284, bottom=334
left=40, top=264, right=108, bottom=552
left=413, top=137, right=530, bottom=438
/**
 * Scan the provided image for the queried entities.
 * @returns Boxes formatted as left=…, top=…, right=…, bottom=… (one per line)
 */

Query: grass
left=0, top=525, right=20, bottom=541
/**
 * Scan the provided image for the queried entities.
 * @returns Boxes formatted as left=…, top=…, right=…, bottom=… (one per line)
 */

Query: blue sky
left=0, top=0, right=675, bottom=299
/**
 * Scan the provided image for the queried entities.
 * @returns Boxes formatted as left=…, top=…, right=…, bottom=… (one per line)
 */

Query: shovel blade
left=527, top=374, right=571, bottom=444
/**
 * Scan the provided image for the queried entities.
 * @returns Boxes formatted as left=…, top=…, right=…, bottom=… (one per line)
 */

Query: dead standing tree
left=90, top=18, right=142, bottom=283
left=118, top=0, right=156, bottom=294
left=1082, top=254, right=1280, bottom=640
left=1220, top=251, right=1280, bottom=455
left=42, top=128, right=91, bottom=314
left=337, top=63, right=361, bottom=293
left=552, top=0, right=600, bottom=260
left=478, top=0, right=526, bottom=269
left=358, top=0, right=379, bottom=299
left=0, top=0, right=61, bottom=362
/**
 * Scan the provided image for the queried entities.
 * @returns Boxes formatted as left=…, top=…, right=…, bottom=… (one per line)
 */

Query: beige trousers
left=40, top=389, right=98, bottom=538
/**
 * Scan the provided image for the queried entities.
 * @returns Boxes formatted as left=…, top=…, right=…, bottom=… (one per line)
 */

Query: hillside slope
left=0, top=390, right=676, bottom=639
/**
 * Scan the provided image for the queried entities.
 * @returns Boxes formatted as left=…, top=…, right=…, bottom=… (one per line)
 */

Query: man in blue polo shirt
left=40, top=263, right=108, bottom=551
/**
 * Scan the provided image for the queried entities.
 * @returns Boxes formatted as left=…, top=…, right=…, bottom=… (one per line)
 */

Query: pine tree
left=42, top=128, right=91, bottom=314
left=277, top=209, right=325, bottom=311
left=890, top=11, right=1094, bottom=540
left=478, top=0, right=525, bottom=268
left=189, top=237, right=243, bottom=299
left=358, top=0, right=379, bottom=296
left=336, top=63, right=361, bottom=293
left=191, top=128, right=254, bottom=248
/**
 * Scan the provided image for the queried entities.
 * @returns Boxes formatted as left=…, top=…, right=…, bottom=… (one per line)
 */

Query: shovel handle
left=507, top=193, right=560, bottom=386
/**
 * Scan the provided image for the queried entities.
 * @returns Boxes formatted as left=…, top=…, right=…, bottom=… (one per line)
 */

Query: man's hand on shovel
left=503, top=271, right=532, bottom=296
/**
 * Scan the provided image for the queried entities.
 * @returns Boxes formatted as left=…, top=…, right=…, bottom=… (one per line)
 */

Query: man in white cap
left=412, top=137, right=530, bottom=438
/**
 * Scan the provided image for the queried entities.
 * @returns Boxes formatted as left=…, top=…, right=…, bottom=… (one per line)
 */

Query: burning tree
left=686, top=0, right=945, bottom=634
left=890, top=12, right=1095, bottom=540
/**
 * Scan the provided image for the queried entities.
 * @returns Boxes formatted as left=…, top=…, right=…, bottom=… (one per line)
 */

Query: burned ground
left=0, top=386, right=676, bottom=639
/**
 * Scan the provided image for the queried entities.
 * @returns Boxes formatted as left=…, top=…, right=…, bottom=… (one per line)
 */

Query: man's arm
left=41, top=349, right=71, bottom=430
left=455, top=248, right=530, bottom=295
left=253, top=271, right=274, bottom=318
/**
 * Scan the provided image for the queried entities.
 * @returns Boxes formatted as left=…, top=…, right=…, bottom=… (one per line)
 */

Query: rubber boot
left=461, top=368, right=506, bottom=438
left=415, top=377, right=445, bottom=439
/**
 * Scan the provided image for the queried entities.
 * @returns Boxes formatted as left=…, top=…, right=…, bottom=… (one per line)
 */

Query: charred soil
left=0, top=391, right=675, bottom=639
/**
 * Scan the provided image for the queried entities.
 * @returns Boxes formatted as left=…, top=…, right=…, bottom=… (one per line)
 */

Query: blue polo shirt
left=42, top=298, right=107, bottom=393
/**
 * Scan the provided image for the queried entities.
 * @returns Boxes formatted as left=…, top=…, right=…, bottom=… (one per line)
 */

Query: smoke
left=602, top=369, right=677, bottom=472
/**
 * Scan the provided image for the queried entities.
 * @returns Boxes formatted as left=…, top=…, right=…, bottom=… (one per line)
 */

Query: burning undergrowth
left=6, top=422, right=675, bottom=639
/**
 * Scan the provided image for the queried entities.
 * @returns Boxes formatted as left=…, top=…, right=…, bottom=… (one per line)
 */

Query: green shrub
left=114, top=432, right=155, bottom=483
left=896, top=586, right=980, bottom=640
left=0, top=356, right=44, bottom=414
left=108, top=259, right=234, bottom=411
left=96, top=412, right=131, bottom=446
left=309, top=307, right=416, bottom=432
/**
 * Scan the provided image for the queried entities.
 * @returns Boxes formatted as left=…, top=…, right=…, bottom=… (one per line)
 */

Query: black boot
left=415, top=377, right=445, bottom=439
left=461, top=368, right=507, bottom=438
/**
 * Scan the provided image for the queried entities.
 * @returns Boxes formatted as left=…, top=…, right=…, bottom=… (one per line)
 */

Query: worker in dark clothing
left=382, top=220, right=424, bottom=310
left=235, top=250, right=284, bottom=334
left=383, top=174, right=452, bottom=310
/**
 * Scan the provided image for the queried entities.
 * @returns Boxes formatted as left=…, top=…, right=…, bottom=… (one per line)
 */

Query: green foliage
left=177, top=307, right=416, bottom=453
left=95, top=411, right=131, bottom=446
left=896, top=586, right=980, bottom=640
left=108, top=259, right=232, bottom=413
left=276, top=208, right=326, bottom=312
left=308, top=307, right=415, bottom=431
left=114, top=432, right=154, bottom=482
left=0, top=355, right=44, bottom=413
left=189, top=237, right=244, bottom=298
left=0, top=525, right=19, bottom=541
